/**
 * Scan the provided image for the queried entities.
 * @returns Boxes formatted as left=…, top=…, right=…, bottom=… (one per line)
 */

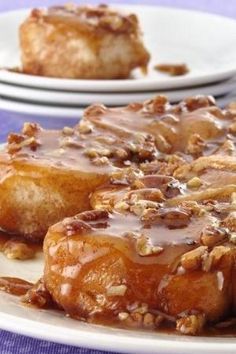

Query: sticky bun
left=19, top=4, right=150, bottom=79
left=4, top=94, right=236, bottom=335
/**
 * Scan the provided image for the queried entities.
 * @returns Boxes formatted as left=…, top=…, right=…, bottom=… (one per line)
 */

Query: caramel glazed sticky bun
left=19, top=4, right=150, bottom=79
left=2, top=95, right=236, bottom=335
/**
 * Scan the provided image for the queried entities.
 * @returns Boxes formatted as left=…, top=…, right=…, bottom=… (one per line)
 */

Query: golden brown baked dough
left=1, top=94, right=234, bottom=334
left=19, top=4, right=150, bottom=79
left=43, top=195, right=236, bottom=334
left=0, top=95, right=235, bottom=240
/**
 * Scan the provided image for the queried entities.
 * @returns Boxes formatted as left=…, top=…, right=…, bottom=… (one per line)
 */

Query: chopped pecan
left=180, top=246, right=208, bottom=271
left=114, top=200, right=130, bottom=213
left=125, top=312, right=143, bottom=328
left=107, top=285, right=127, bottom=297
left=62, top=211, right=108, bottom=236
left=63, top=219, right=92, bottom=236
left=128, top=188, right=164, bottom=203
left=186, top=134, right=205, bottom=156
left=62, top=126, right=74, bottom=136
left=180, top=201, right=206, bottom=216
left=8, top=133, right=24, bottom=145
left=141, top=206, right=191, bottom=229
left=85, top=148, right=99, bottom=158
left=7, top=134, right=24, bottom=153
left=142, top=95, right=169, bottom=115
left=143, top=313, right=156, bottom=328
left=8, top=135, right=41, bottom=154
left=114, top=147, right=129, bottom=160
left=202, top=246, right=231, bottom=272
left=92, top=156, right=110, bottom=166
left=187, top=177, right=202, bottom=189
left=127, top=102, right=143, bottom=112
left=139, top=175, right=184, bottom=198
left=176, top=313, right=206, bottom=335
left=77, top=210, right=109, bottom=223
left=155, top=133, right=172, bottom=153
left=3, top=240, right=36, bottom=260
left=22, top=278, right=54, bottom=309
left=95, top=136, right=116, bottom=145
left=60, top=137, right=84, bottom=149
left=133, top=303, right=148, bottom=314
left=200, top=225, right=229, bottom=247
left=120, top=311, right=164, bottom=329
left=22, top=122, right=40, bottom=137
left=154, top=63, right=189, bottom=76
left=157, top=207, right=191, bottom=229
left=84, top=104, right=107, bottom=117
left=78, top=121, right=93, bottom=134
left=111, top=168, right=144, bottom=185
left=118, top=312, right=129, bottom=320
left=130, top=199, right=161, bottom=217
left=219, top=139, right=235, bottom=154
left=155, top=315, right=165, bottom=327
left=221, top=212, right=236, bottom=232
left=136, top=235, right=163, bottom=256
left=183, top=95, right=215, bottom=112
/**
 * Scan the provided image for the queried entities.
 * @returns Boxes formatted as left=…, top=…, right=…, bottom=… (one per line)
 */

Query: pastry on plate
left=0, top=110, right=156, bottom=240
left=1, top=94, right=236, bottom=335
left=42, top=178, right=236, bottom=335
left=0, top=95, right=234, bottom=241
left=19, top=4, right=150, bottom=79
left=42, top=122, right=236, bottom=334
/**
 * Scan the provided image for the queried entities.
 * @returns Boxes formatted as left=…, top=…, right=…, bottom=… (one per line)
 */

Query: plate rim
left=0, top=76, right=236, bottom=106
left=0, top=302, right=236, bottom=354
left=0, top=96, right=84, bottom=118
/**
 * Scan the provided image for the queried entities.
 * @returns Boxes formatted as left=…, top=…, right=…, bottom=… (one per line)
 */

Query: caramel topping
left=4, top=95, right=236, bottom=335
left=32, top=4, right=139, bottom=35
left=85, top=95, right=234, bottom=156
left=52, top=206, right=214, bottom=259
left=5, top=96, right=235, bottom=179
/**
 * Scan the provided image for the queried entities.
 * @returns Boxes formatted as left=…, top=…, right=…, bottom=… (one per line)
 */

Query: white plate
left=1, top=77, right=236, bottom=106
left=0, top=252, right=236, bottom=354
left=0, top=97, right=84, bottom=118
left=1, top=6, right=236, bottom=92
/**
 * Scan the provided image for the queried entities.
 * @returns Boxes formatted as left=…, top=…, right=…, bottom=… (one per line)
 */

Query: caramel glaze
left=1, top=276, right=236, bottom=336
left=84, top=95, right=235, bottom=156
left=30, top=4, right=142, bottom=65
left=4, top=95, right=235, bottom=180
left=20, top=4, right=150, bottom=79
left=5, top=118, right=156, bottom=173
left=46, top=4, right=139, bottom=35
left=43, top=205, right=235, bottom=334
left=2, top=95, right=236, bottom=336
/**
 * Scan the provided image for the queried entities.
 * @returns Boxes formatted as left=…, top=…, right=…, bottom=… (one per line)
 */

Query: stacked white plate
left=0, top=5, right=236, bottom=118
